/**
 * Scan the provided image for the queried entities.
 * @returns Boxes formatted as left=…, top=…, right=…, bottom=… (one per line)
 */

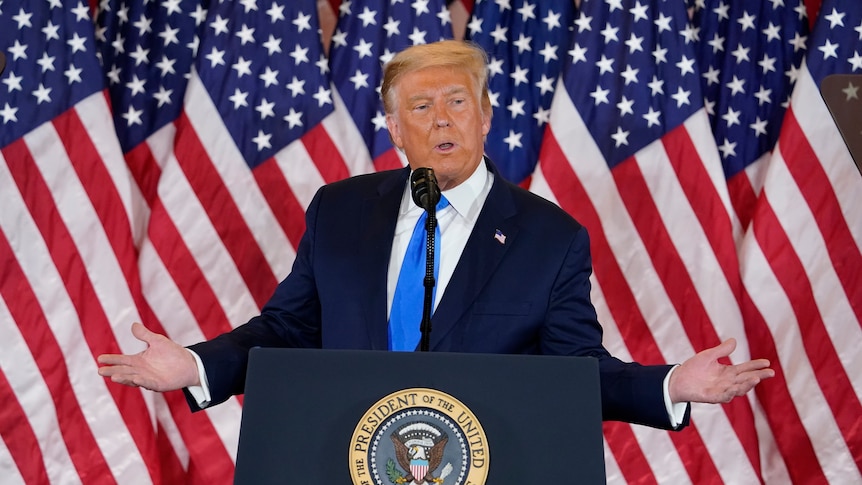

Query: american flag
left=691, top=0, right=809, bottom=229
left=96, top=0, right=338, bottom=483
left=0, top=0, right=165, bottom=483
left=736, top=0, right=862, bottom=481
left=0, top=0, right=453, bottom=482
left=530, top=0, right=771, bottom=482
left=464, top=0, right=576, bottom=184
left=531, top=0, right=861, bottom=483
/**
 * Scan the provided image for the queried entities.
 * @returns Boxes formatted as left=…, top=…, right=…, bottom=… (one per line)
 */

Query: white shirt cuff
left=185, top=349, right=212, bottom=409
left=663, top=364, right=688, bottom=428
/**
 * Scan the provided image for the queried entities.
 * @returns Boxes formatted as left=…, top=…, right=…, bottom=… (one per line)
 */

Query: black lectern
left=234, top=348, right=605, bottom=484
left=821, top=74, right=862, bottom=174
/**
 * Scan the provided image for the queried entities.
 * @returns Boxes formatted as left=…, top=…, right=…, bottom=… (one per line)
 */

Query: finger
left=131, top=322, right=159, bottom=345
left=111, top=373, right=142, bottom=388
left=98, top=362, right=134, bottom=376
left=711, top=338, right=737, bottom=359
left=743, top=367, right=775, bottom=381
left=733, top=358, right=772, bottom=374
left=99, top=365, right=150, bottom=388
left=112, top=371, right=161, bottom=391
left=97, top=353, right=135, bottom=366
left=100, top=367, right=139, bottom=388
left=729, top=369, right=775, bottom=397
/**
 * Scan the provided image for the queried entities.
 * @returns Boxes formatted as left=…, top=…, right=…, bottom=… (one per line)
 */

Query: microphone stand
left=419, top=204, right=437, bottom=352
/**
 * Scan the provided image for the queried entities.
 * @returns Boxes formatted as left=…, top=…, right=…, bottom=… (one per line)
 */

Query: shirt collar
left=401, top=159, right=490, bottom=221
left=440, top=160, right=488, bottom=221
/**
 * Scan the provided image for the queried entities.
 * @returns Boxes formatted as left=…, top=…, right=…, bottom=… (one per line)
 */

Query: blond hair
left=381, top=40, right=491, bottom=116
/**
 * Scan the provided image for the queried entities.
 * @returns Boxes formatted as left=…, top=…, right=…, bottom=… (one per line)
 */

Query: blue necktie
left=389, top=196, right=449, bottom=351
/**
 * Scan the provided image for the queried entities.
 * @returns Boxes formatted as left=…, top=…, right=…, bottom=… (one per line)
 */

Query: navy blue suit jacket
left=188, top=161, right=689, bottom=430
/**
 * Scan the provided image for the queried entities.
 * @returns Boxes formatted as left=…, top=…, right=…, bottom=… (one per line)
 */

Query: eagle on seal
left=390, top=423, right=449, bottom=484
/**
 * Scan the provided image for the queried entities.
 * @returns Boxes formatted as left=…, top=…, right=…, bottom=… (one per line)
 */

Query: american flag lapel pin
left=494, top=229, right=506, bottom=245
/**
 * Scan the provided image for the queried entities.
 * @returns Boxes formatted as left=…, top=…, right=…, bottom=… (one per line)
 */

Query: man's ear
left=481, top=105, right=492, bottom=137
left=386, top=114, right=403, bottom=149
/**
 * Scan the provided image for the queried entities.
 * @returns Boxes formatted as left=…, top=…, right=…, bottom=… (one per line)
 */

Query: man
left=98, top=40, right=773, bottom=430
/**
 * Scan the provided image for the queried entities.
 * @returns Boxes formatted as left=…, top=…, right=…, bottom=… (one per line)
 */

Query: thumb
left=131, top=322, right=159, bottom=346
left=710, top=338, right=737, bottom=360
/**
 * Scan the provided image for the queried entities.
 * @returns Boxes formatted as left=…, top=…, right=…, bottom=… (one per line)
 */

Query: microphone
left=0, top=51, right=6, bottom=77
left=409, top=167, right=441, bottom=352
left=410, top=167, right=441, bottom=211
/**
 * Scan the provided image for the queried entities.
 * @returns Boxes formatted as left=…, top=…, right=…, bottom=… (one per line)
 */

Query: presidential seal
left=349, top=388, right=489, bottom=485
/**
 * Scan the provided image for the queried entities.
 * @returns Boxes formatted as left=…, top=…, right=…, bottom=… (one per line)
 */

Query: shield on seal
left=410, top=460, right=429, bottom=481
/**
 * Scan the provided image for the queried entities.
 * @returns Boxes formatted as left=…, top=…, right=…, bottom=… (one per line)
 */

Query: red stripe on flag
left=173, top=113, right=278, bottom=309
left=539, top=132, right=660, bottom=356
left=540, top=132, right=655, bottom=481
left=146, top=202, right=236, bottom=340
left=123, top=137, right=236, bottom=340
left=303, top=123, right=351, bottom=184
left=611, top=157, right=718, bottom=348
left=118, top=130, right=240, bottom=485
left=58, top=108, right=246, bottom=485
left=602, top=422, right=658, bottom=485
left=156, top=422, right=187, bottom=485
left=457, top=0, right=474, bottom=15
left=374, top=148, right=405, bottom=172
left=252, top=158, right=307, bottom=250
left=0, top=367, right=50, bottom=485
left=660, top=127, right=762, bottom=475
left=780, top=110, right=862, bottom=326
left=57, top=108, right=159, bottom=331
left=162, top=391, right=236, bottom=484
left=54, top=106, right=138, bottom=276
left=661, top=127, right=739, bottom=282
left=125, top=139, right=163, bottom=208
left=540, top=130, right=722, bottom=482
left=752, top=191, right=862, bottom=475
left=807, top=0, right=823, bottom=29
left=51, top=110, right=165, bottom=481
left=0, top=225, right=115, bottom=484
left=739, top=289, right=828, bottom=483
left=4, top=137, right=163, bottom=483
left=727, top=172, right=758, bottom=231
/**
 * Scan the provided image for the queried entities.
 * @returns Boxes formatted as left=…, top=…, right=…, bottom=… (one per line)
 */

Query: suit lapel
left=359, top=168, right=410, bottom=350
left=429, top=167, right=520, bottom=350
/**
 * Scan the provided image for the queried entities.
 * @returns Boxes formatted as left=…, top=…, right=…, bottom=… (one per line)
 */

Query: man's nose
left=434, top=108, right=451, bottom=127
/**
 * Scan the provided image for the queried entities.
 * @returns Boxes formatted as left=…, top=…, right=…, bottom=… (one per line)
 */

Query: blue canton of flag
left=466, top=0, right=576, bottom=184
left=328, top=0, right=453, bottom=165
left=195, top=0, right=331, bottom=169
left=806, top=2, right=862, bottom=82
left=692, top=0, right=809, bottom=179
left=563, top=0, right=703, bottom=168
left=1, top=1, right=103, bottom=147
left=95, top=0, right=209, bottom=153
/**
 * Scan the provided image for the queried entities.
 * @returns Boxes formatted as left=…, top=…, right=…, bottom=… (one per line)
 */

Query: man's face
left=386, top=65, right=491, bottom=191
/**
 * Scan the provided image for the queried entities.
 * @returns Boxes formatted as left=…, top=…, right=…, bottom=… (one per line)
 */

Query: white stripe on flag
left=0, top=298, right=80, bottom=485
left=184, top=72, right=295, bottom=279
left=0, top=145, right=152, bottom=483
left=327, top=89, right=376, bottom=177
left=154, top=150, right=260, bottom=324
left=140, top=236, right=243, bottom=462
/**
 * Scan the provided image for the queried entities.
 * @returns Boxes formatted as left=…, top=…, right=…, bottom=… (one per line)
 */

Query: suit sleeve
left=545, top=225, right=690, bottom=430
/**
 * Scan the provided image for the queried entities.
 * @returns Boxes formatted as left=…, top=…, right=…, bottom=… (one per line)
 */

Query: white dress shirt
left=386, top=161, right=493, bottom=319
